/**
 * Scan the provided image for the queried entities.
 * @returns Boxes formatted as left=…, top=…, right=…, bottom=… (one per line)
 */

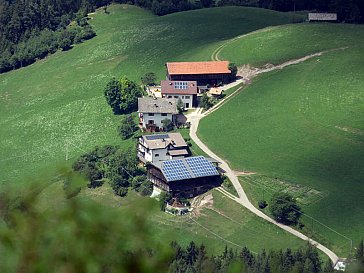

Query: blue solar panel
left=185, top=156, right=219, bottom=178
left=162, top=160, right=192, bottom=182
left=145, top=134, right=169, bottom=141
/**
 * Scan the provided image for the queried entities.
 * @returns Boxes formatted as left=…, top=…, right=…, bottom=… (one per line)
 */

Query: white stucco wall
left=163, top=94, right=193, bottom=109
left=151, top=148, right=169, bottom=163
left=141, top=113, right=173, bottom=129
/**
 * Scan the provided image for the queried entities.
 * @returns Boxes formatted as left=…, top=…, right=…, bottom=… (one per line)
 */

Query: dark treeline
left=168, top=241, right=336, bottom=273
left=116, top=0, right=364, bottom=22
left=216, top=0, right=364, bottom=23
left=114, top=0, right=197, bottom=16
left=0, top=0, right=110, bottom=73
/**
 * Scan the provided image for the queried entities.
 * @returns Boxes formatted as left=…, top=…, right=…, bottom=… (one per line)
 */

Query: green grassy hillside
left=0, top=4, right=303, bottom=186
left=198, top=23, right=364, bottom=256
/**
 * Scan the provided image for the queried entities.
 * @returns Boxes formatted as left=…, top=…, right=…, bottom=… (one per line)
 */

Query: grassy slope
left=38, top=181, right=306, bottom=254
left=0, top=5, right=303, bottom=186
left=198, top=24, right=364, bottom=255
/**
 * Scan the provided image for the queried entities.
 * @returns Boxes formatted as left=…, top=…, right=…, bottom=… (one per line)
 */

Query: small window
left=155, top=154, right=159, bottom=157
left=168, top=96, right=172, bottom=98
left=148, top=113, right=154, bottom=116
left=148, top=120, right=154, bottom=124
left=185, top=96, right=190, bottom=99
left=161, top=113, right=167, bottom=116
left=174, top=96, right=178, bottom=99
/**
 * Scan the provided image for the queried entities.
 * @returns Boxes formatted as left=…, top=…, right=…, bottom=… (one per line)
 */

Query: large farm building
left=166, top=61, right=232, bottom=86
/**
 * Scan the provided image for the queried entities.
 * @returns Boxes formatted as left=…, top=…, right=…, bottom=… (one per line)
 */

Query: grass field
left=37, top=181, right=307, bottom=254
left=198, top=24, right=364, bottom=256
left=0, top=4, right=303, bottom=186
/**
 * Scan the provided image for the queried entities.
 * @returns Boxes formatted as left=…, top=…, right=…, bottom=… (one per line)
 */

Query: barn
left=166, top=61, right=232, bottom=86
left=147, top=156, right=221, bottom=198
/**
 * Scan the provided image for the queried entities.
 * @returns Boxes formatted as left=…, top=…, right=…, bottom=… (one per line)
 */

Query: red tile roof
left=161, top=80, right=198, bottom=95
left=166, top=61, right=231, bottom=75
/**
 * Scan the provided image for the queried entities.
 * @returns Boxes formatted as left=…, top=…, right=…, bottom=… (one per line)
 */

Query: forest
left=0, top=0, right=109, bottom=73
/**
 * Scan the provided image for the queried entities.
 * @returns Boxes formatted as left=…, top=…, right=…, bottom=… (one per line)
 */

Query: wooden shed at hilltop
left=166, top=61, right=232, bottom=86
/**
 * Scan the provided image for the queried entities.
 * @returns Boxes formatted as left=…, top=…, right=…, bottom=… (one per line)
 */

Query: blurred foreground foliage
left=0, top=169, right=171, bottom=273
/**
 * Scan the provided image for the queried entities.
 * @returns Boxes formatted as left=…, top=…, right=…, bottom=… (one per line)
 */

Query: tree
left=159, top=191, right=171, bottom=211
left=177, top=97, right=184, bottom=113
left=200, top=0, right=213, bottom=8
left=118, top=115, right=137, bottom=140
left=200, top=92, right=213, bottom=110
left=105, top=148, right=140, bottom=196
left=104, top=78, right=121, bottom=114
left=162, top=118, right=174, bottom=132
left=322, top=259, right=334, bottom=273
left=269, top=192, right=302, bottom=225
left=72, top=145, right=118, bottom=188
left=141, top=72, right=157, bottom=86
left=58, top=29, right=72, bottom=51
left=104, top=77, right=143, bottom=115
left=228, top=62, right=237, bottom=81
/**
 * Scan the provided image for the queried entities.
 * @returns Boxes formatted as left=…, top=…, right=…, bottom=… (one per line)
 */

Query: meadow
left=198, top=23, right=364, bottom=256
left=0, top=4, right=312, bottom=254
left=37, top=180, right=307, bottom=254
left=0, top=4, right=303, bottom=186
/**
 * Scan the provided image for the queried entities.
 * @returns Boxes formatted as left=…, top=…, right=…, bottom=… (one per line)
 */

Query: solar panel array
left=186, top=156, right=219, bottom=177
left=145, top=134, right=169, bottom=141
left=162, top=160, right=191, bottom=181
left=161, top=156, right=219, bottom=182
left=174, top=81, right=188, bottom=89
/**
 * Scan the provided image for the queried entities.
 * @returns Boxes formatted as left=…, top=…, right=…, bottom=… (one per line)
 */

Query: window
left=148, top=120, right=154, bottom=124
left=185, top=96, right=190, bottom=99
left=174, top=81, right=188, bottom=89
left=168, top=96, right=172, bottom=98
left=174, top=96, right=178, bottom=99
left=155, top=154, right=159, bottom=157
left=161, top=113, right=167, bottom=116
left=148, top=113, right=154, bottom=116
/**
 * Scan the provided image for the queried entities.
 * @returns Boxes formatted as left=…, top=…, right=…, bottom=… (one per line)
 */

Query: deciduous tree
left=269, top=192, right=302, bottom=225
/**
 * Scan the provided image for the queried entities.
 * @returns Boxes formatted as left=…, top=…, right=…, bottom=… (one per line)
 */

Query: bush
left=141, top=72, right=157, bottom=86
left=118, top=115, right=138, bottom=140
left=258, top=200, right=267, bottom=209
left=269, top=192, right=302, bottom=225
left=159, top=192, right=172, bottom=211
left=162, top=118, right=174, bottom=132
left=200, top=93, right=213, bottom=110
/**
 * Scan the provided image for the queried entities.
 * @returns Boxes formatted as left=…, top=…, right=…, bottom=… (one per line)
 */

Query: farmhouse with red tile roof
left=166, top=61, right=231, bottom=85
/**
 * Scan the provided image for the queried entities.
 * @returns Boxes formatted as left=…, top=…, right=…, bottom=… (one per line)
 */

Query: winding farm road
left=187, top=52, right=341, bottom=264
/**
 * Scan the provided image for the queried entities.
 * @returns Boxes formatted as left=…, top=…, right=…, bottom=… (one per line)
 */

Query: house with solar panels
left=147, top=156, right=221, bottom=198
left=138, top=133, right=190, bottom=164
left=161, top=80, right=198, bottom=109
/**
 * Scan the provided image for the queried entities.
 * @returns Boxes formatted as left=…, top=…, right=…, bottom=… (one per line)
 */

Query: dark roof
left=156, top=156, right=219, bottom=182
left=166, top=61, right=231, bottom=75
left=161, top=80, right=198, bottom=95
left=138, top=97, right=178, bottom=114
